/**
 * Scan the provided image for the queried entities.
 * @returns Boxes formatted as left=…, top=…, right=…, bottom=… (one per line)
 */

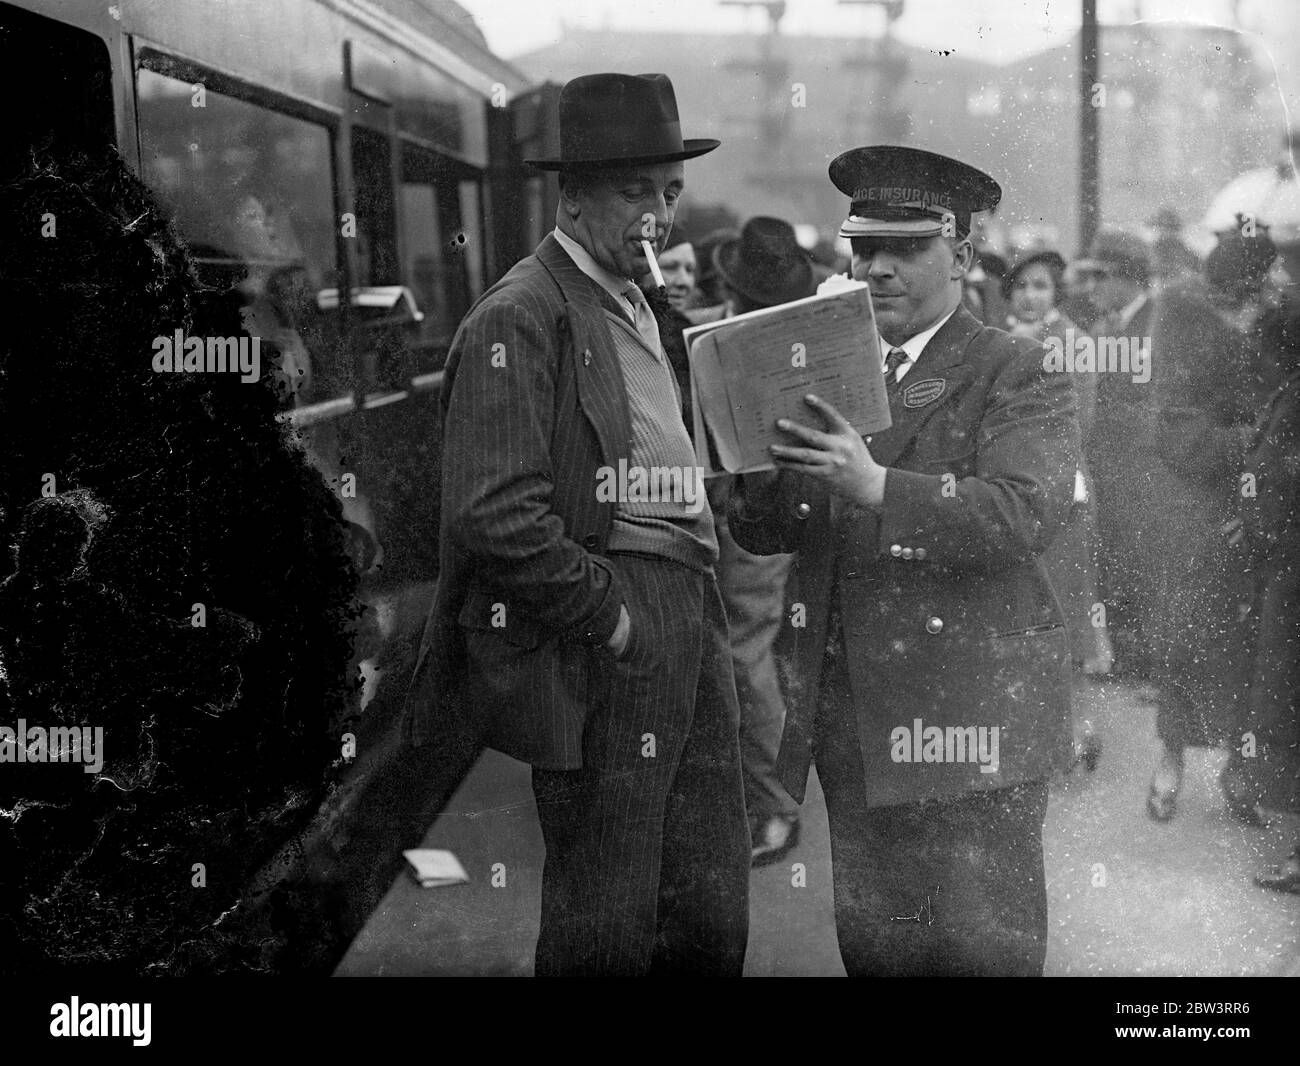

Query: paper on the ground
left=685, top=283, right=890, bottom=475
left=403, top=848, right=470, bottom=888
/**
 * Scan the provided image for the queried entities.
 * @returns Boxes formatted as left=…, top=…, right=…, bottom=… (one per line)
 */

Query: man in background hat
left=1147, top=205, right=1202, bottom=289
left=1074, top=227, right=1157, bottom=340
left=729, top=146, right=1080, bottom=975
left=402, top=73, right=749, bottom=976
left=704, top=217, right=816, bottom=865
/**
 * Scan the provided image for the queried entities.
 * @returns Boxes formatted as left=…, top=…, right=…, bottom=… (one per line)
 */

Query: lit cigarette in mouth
left=642, top=240, right=665, bottom=289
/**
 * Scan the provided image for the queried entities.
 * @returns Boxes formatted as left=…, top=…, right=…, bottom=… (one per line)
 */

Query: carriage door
left=0, top=2, right=114, bottom=175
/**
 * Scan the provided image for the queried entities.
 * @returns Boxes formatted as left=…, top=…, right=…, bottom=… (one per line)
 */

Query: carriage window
left=137, top=67, right=337, bottom=292
left=398, top=178, right=449, bottom=347
left=399, top=142, right=479, bottom=349
left=351, top=123, right=400, bottom=287
left=137, top=66, right=340, bottom=404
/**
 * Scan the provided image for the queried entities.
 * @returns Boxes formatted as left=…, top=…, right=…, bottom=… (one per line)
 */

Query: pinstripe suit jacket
left=402, top=233, right=643, bottom=769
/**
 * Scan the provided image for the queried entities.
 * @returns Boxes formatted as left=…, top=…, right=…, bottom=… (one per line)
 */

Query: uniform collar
left=878, top=304, right=959, bottom=369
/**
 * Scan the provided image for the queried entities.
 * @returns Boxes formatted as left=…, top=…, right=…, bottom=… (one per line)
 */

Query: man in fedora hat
left=715, top=215, right=817, bottom=313
left=402, top=72, right=749, bottom=976
left=729, top=146, right=1080, bottom=975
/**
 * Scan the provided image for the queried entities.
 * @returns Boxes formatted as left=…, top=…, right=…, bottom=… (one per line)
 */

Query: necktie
left=883, top=346, right=910, bottom=391
left=623, top=283, right=663, bottom=359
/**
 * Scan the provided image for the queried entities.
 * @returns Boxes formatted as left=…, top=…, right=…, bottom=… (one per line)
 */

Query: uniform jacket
left=401, top=233, right=643, bottom=770
left=729, top=305, right=1079, bottom=806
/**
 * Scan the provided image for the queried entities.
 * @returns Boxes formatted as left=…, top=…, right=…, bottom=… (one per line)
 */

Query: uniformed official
left=729, top=146, right=1080, bottom=975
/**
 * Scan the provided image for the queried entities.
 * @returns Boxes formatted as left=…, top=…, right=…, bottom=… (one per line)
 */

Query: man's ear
left=951, top=238, right=975, bottom=280
left=558, top=176, right=583, bottom=220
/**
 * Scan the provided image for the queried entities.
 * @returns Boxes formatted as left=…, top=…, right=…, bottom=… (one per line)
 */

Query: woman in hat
left=1005, top=249, right=1112, bottom=767
left=1005, top=249, right=1071, bottom=343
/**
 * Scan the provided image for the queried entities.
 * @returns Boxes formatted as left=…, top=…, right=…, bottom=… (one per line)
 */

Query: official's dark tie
left=883, top=346, right=910, bottom=395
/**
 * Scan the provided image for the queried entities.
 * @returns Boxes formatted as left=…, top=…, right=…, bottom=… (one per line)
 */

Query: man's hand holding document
left=685, top=277, right=891, bottom=475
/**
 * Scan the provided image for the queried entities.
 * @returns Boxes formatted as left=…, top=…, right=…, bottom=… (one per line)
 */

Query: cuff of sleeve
left=877, top=467, right=938, bottom=557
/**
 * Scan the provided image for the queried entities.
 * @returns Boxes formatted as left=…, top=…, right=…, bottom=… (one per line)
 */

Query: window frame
left=398, top=139, right=486, bottom=330
left=131, top=43, right=350, bottom=324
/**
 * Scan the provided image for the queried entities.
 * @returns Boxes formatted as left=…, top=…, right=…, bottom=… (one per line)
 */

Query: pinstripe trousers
left=530, top=552, right=751, bottom=976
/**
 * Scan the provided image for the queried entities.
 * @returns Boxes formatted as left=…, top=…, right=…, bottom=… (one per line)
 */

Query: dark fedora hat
left=525, top=73, right=719, bottom=170
left=715, top=216, right=816, bottom=308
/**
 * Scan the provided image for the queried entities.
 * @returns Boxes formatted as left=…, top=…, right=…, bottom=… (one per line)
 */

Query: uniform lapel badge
left=902, top=377, right=946, bottom=409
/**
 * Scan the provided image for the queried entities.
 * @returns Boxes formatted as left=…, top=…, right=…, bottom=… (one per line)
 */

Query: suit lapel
left=536, top=235, right=633, bottom=465
left=869, top=306, right=982, bottom=469
left=603, top=307, right=663, bottom=361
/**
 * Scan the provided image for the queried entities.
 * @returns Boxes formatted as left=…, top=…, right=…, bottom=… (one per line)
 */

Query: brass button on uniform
left=890, top=544, right=902, bottom=557
left=901, top=547, right=915, bottom=560
left=925, top=616, right=944, bottom=635
left=795, top=502, right=812, bottom=520
left=582, top=349, right=592, bottom=366
left=915, top=547, right=928, bottom=561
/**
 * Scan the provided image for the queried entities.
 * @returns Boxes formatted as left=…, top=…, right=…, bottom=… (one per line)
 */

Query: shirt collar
left=552, top=227, right=636, bottom=317
left=878, top=305, right=959, bottom=368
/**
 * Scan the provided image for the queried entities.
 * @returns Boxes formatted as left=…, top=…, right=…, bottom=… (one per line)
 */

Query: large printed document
left=685, top=281, right=891, bottom=475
